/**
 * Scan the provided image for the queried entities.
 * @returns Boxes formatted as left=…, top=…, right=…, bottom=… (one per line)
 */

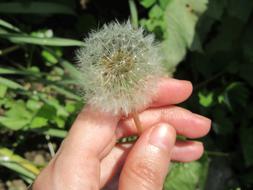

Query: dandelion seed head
left=76, top=21, right=165, bottom=115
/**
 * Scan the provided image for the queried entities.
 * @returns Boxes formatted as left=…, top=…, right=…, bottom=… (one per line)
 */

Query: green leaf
left=54, top=116, right=65, bottom=128
left=50, top=85, right=81, bottom=101
left=0, top=116, right=30, bottom=130
left=164, top=155, right=209, bottom=190
left=140, top=0, right=156, bottom=8
left=65, top=101, right=78, bottom=113
left=225, top=82, right=250, bottom=109
left=0, top=2, right=75, bottom=15
left=43, top=47, right=81, bottom=81
left=32, top=127, right=68, bottom=138
left=0, top=19, right=20, bottom=32
left=5, top=100, right=32, bottom=118
left=0, top=84, right=7, bottom=98
left=26, top=99, right=42, bottom=112
left=0, top=148, right=40, bottom=183
left=0, top=76, right=24, bottom=89
left=161, top=0, right=208, bottom=71
left=0, top=96, right=14, bottom=108
left=0, top=100, right=33, bottom=130
left=159, top=0, right=172, bottom=10
left=198, top=91, right=213, bottom=107
left=0, top=33, right=84, bottom=47
left=140, top=18, right=166, bottom=40
left=149, top=5, right=163, bottom=18
left=42, top=128, right=67, bottom=138
left=41, top=97, right=68, bottom=117
left=0, top=67, right=22, bottom=74
left=35, top=104, right=57, bottom=121
left=30, top=117, right=48, bottom=128
left=41, top=50, right=58, bottom=65
left=0, top=66, right=42, bottom=77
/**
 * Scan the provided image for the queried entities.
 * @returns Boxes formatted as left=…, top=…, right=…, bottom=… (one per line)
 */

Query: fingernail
left=194, top=114, right=212, bottom=125
left=148, top=124, right=175, bottom=150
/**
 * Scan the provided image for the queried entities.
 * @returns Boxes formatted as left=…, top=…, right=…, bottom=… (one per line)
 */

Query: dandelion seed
left=76, top=21, right=165, bottom=123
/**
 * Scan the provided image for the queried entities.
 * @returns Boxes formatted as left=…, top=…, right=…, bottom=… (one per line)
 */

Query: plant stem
left=132, top=112, right=142, bottom=134
left=193, top=71, right=225, bottom=91
left=117, top=135, right=138, bottom=144
left=0, top=45, right=20, bottom=56
left=205, top=151, right=229, bottom=157
left=45, top=135, right=55, bottom=157
left=128, top=0, right=138, bottom=29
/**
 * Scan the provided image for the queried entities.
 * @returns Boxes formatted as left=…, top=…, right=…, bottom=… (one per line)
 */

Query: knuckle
left=160, top=108, right=169, bottom=121
left=160, top=107, right=174, bottom=122
left=127, top=158, right=163, bottom=188
left=160, top=106, right=186, bottom=121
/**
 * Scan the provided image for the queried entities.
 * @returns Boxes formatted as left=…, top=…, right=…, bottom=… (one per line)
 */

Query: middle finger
left=116, top=106, right=211, bottom=139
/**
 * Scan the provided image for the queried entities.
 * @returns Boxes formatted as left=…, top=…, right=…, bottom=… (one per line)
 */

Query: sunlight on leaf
left=0, top=148, right=40, bottom=183
left=164, top=155, right=209, bottom=190
left=0, top=33, right=84, bottom=47
left=198, top=92, right=213, bottom=107
left=161, top=0, right=208, bottom=71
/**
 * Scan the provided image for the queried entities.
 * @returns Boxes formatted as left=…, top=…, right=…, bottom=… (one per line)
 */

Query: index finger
left=150, top=78, right=193, bottom=107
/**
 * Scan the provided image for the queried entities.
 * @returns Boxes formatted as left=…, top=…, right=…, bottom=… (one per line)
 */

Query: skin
left=33, top=78, right=211, bottom=190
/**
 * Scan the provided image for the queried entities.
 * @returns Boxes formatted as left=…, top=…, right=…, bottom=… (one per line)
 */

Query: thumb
left=119, top=123, right=176, bottom=190
left=33, top=106, right=120, bottom=190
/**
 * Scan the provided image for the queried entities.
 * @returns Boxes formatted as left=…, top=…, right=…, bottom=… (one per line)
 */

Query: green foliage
left=0, top=4, right=83, bottom=182
left=0, top=148, right=40, bottom=183
left=140, top=0, right=208, bottom=72
left=164, top=155, right=209, bottom=190
left=0, top=33, right=84, bottom=46
left=0, top=0, right=253, bottom=189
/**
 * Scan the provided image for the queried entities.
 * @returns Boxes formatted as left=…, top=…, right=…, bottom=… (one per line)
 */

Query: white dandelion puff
left=76, top=20, right=165, bottom=116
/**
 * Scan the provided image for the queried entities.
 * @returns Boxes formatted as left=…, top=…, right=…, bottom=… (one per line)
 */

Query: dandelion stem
left=133, top=112, right=142, bottom=134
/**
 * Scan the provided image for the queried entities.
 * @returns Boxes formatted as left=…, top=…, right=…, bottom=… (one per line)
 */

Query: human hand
left=32, top=78, right=211, bottom=190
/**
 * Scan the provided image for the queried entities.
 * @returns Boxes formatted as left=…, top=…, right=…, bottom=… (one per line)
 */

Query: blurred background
left=0, top=0, right=253, bottom=189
